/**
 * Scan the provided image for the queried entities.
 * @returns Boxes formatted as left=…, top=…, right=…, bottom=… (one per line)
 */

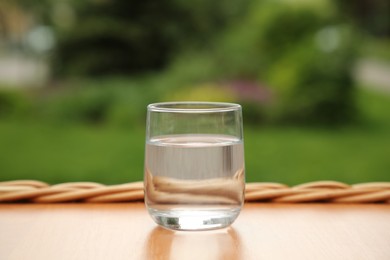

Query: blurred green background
left=0, top=0, right=389, bottom=185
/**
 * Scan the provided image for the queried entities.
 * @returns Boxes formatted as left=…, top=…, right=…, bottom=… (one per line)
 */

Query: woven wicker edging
left=0, top=180, right=389, bottom=203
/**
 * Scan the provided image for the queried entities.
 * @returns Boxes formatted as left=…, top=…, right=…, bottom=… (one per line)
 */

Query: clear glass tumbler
left=144, top=102, right=245, bottom=231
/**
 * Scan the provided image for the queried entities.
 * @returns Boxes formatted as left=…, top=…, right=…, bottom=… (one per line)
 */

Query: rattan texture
left=1, top=180, right=389, bottom=203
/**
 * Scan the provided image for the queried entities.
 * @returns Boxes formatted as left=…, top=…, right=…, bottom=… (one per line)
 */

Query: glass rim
left=148, top=102, right=241, bottom=113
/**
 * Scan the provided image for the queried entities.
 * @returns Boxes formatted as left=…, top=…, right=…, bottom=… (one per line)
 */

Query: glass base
left=147, top=207, right=241, bottom=231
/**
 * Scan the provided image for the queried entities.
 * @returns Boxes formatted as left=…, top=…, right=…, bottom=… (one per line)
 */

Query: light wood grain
left=0, top=203, right=389, bottom=260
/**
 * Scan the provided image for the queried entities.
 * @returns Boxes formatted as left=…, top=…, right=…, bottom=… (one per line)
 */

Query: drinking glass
left=144, top=102, right=245, bottom=231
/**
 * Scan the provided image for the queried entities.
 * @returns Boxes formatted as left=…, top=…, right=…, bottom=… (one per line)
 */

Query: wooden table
left=0, top=203, right=389, bottom=260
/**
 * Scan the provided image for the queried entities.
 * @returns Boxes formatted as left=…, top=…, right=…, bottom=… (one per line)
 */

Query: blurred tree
left=53, top=0, right=179, bottom=76
left=333, top=0, right=389, bottom=37
left=52, top=0, right=251, bottom=77
left=186, top=0, right=359, bottom=125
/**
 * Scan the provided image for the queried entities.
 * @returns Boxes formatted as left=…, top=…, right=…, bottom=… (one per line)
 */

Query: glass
left=144, top=102, right=245, bottom=231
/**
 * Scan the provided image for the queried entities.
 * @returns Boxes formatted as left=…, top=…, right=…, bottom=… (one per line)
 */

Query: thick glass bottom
left=147, top=207, right=241, bottom=231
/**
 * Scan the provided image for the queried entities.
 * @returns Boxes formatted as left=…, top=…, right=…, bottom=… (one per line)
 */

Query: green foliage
left=53, top=0, right=174, bottom=76
left=361, top=37, right=390, bottom=62
left=23, top=0, right=362, bottom=126
left=0, top=89, right=30, bottom=118
left=52, top=0, right=251, bottom=77
left=166, top=82, right=235, bottom=102
left=240, top=101, right=268, bottom=125
left=41, top=87, right=115, bottom=124
left=197, top=0, right=359, bottom=125
left=333, top=0, right=390, bottom=36
left=38, top=78, right=156, bottom=127
left=264, top=25, right=357, bottom=124
left=153, top=0, right=358, bottom=125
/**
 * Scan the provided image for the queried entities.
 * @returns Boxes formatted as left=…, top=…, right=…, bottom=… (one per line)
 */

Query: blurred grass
left=0, top=87, right=389, bottom=185
left=0, top=122, right=145, bottom=184
left=246, top=87, right=390, bottom=184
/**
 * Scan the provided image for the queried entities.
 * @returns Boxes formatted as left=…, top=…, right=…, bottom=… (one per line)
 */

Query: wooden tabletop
left=0, top=203, right=389, bottom=260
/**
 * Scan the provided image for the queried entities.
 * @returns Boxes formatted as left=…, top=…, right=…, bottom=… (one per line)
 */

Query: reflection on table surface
left=145, top=226, right=242, bottom=260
